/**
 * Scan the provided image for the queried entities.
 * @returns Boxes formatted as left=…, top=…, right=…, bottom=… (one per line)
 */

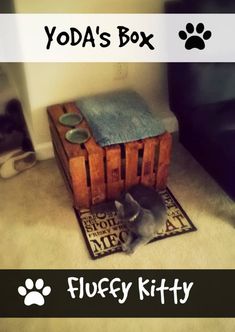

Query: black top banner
left=0, top=270, right=234, bottom=317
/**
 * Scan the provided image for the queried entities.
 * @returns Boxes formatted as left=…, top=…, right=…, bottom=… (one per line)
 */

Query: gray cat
left=115, top=184, right=167, bottom=254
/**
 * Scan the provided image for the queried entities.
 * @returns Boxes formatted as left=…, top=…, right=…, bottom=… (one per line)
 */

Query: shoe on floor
left=0, top=148, right=23, bottom=165
left=0, top=151, right=37, bottom=179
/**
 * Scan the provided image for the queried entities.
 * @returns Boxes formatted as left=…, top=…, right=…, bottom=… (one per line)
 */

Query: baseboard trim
left=35, top=142, right=54, bottom=161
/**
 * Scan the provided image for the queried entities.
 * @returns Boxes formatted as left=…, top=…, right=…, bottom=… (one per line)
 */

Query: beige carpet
left=0, top=135, right=235, bottom=331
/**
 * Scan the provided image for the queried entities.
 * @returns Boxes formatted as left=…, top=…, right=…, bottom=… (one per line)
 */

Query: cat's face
left=115, top=193, right=140, bottom=222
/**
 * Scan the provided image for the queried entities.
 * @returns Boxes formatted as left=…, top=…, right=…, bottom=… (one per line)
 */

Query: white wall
left=13, top=0, right=165, bottom=14
left=5, top=0, right=170, bottom=159
left=1, top=0, right=33, bottom=132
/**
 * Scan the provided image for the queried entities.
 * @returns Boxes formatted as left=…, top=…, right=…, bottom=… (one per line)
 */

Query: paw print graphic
left=179, top=23, right=212, bottom=50
left=18, top=278, right=51, bottom=306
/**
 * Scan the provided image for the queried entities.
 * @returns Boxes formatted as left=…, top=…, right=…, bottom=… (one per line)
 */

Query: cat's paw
left=121, top=242, right=129, bottom=252
left=121, top=243, right=134, bottom=254
left=125, top=247, right=134, bottom=255
left=122, top=244, right=134, bottom=255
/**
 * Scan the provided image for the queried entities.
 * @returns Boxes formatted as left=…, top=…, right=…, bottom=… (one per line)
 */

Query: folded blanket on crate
left=76, top=90, right=165, bottom=147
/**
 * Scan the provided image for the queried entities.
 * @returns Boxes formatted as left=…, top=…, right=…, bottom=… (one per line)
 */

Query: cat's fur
left=115, top=184, right=167, bottom=254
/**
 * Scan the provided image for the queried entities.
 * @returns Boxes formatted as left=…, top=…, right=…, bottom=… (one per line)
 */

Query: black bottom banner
left=0, top=270, right=234, bottom=317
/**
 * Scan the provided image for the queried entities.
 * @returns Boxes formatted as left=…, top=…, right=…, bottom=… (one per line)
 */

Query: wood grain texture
left=141, top=137, right=156, bottom=186
left=69, top=156, right=90, bottom=209
left=49, top=123, right=69, bottom=177
left=48, top=105, right=82, bottom=158
left=125, top=141, right=140, bottom=190
left=105, top=145, right=123, bottom=199
left=65, top=103, right=103, bottom=152
left=48, top=102, right=172, bottom=209
left=156, top=132, right=172, bottom=190
left=65, top=103, right=106, bottom=204
left=88, top=153, right=106, bottom=205
left=53, top=143, right=73, bottom=196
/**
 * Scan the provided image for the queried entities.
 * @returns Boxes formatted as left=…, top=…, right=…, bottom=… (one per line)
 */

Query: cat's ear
left=125, top=193, right=136, bottom=203
left=115, top=200, right=123, bottom=211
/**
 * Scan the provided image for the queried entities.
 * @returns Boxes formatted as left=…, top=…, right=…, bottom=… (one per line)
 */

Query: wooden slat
left=136, top=140, right=144, bottom=150
left=105, top=145, right=123, bottom=199
left=140, top=138, right=156, bottom=186
left=49, top=123, right=69, bottom=174
left=156, top=132, right=172, bottom=190
left=49, top=102, right=172, bottom=209
left=53, top=143, right=73, bottom=197
left=125, top=141, right=139, bottom=189
left=48, top=105, right=82, bottom=158
left=65, top=102, right=106, bottom=205
left=69, top=156, right=90, bottom=209
left=64, top=102, right=104, bottom=156
left=88, top=154, right=106, bottom=204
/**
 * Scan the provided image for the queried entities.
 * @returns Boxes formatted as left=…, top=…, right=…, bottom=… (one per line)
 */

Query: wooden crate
left=47, top=102, right=172, bottom=209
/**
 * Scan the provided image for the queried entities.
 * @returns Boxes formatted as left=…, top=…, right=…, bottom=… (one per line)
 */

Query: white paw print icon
left=18, top=278, right=51, bottom=306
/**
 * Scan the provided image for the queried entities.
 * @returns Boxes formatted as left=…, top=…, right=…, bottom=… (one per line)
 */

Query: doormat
left=75, top=188, right=197, bottom=259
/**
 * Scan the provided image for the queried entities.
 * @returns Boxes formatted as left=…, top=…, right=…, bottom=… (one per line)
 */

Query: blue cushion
left=76, top=90, right=165, bottom=147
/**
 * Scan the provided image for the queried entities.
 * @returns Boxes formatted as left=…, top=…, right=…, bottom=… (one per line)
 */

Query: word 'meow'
left=44, top=26, right=155, bottom=50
